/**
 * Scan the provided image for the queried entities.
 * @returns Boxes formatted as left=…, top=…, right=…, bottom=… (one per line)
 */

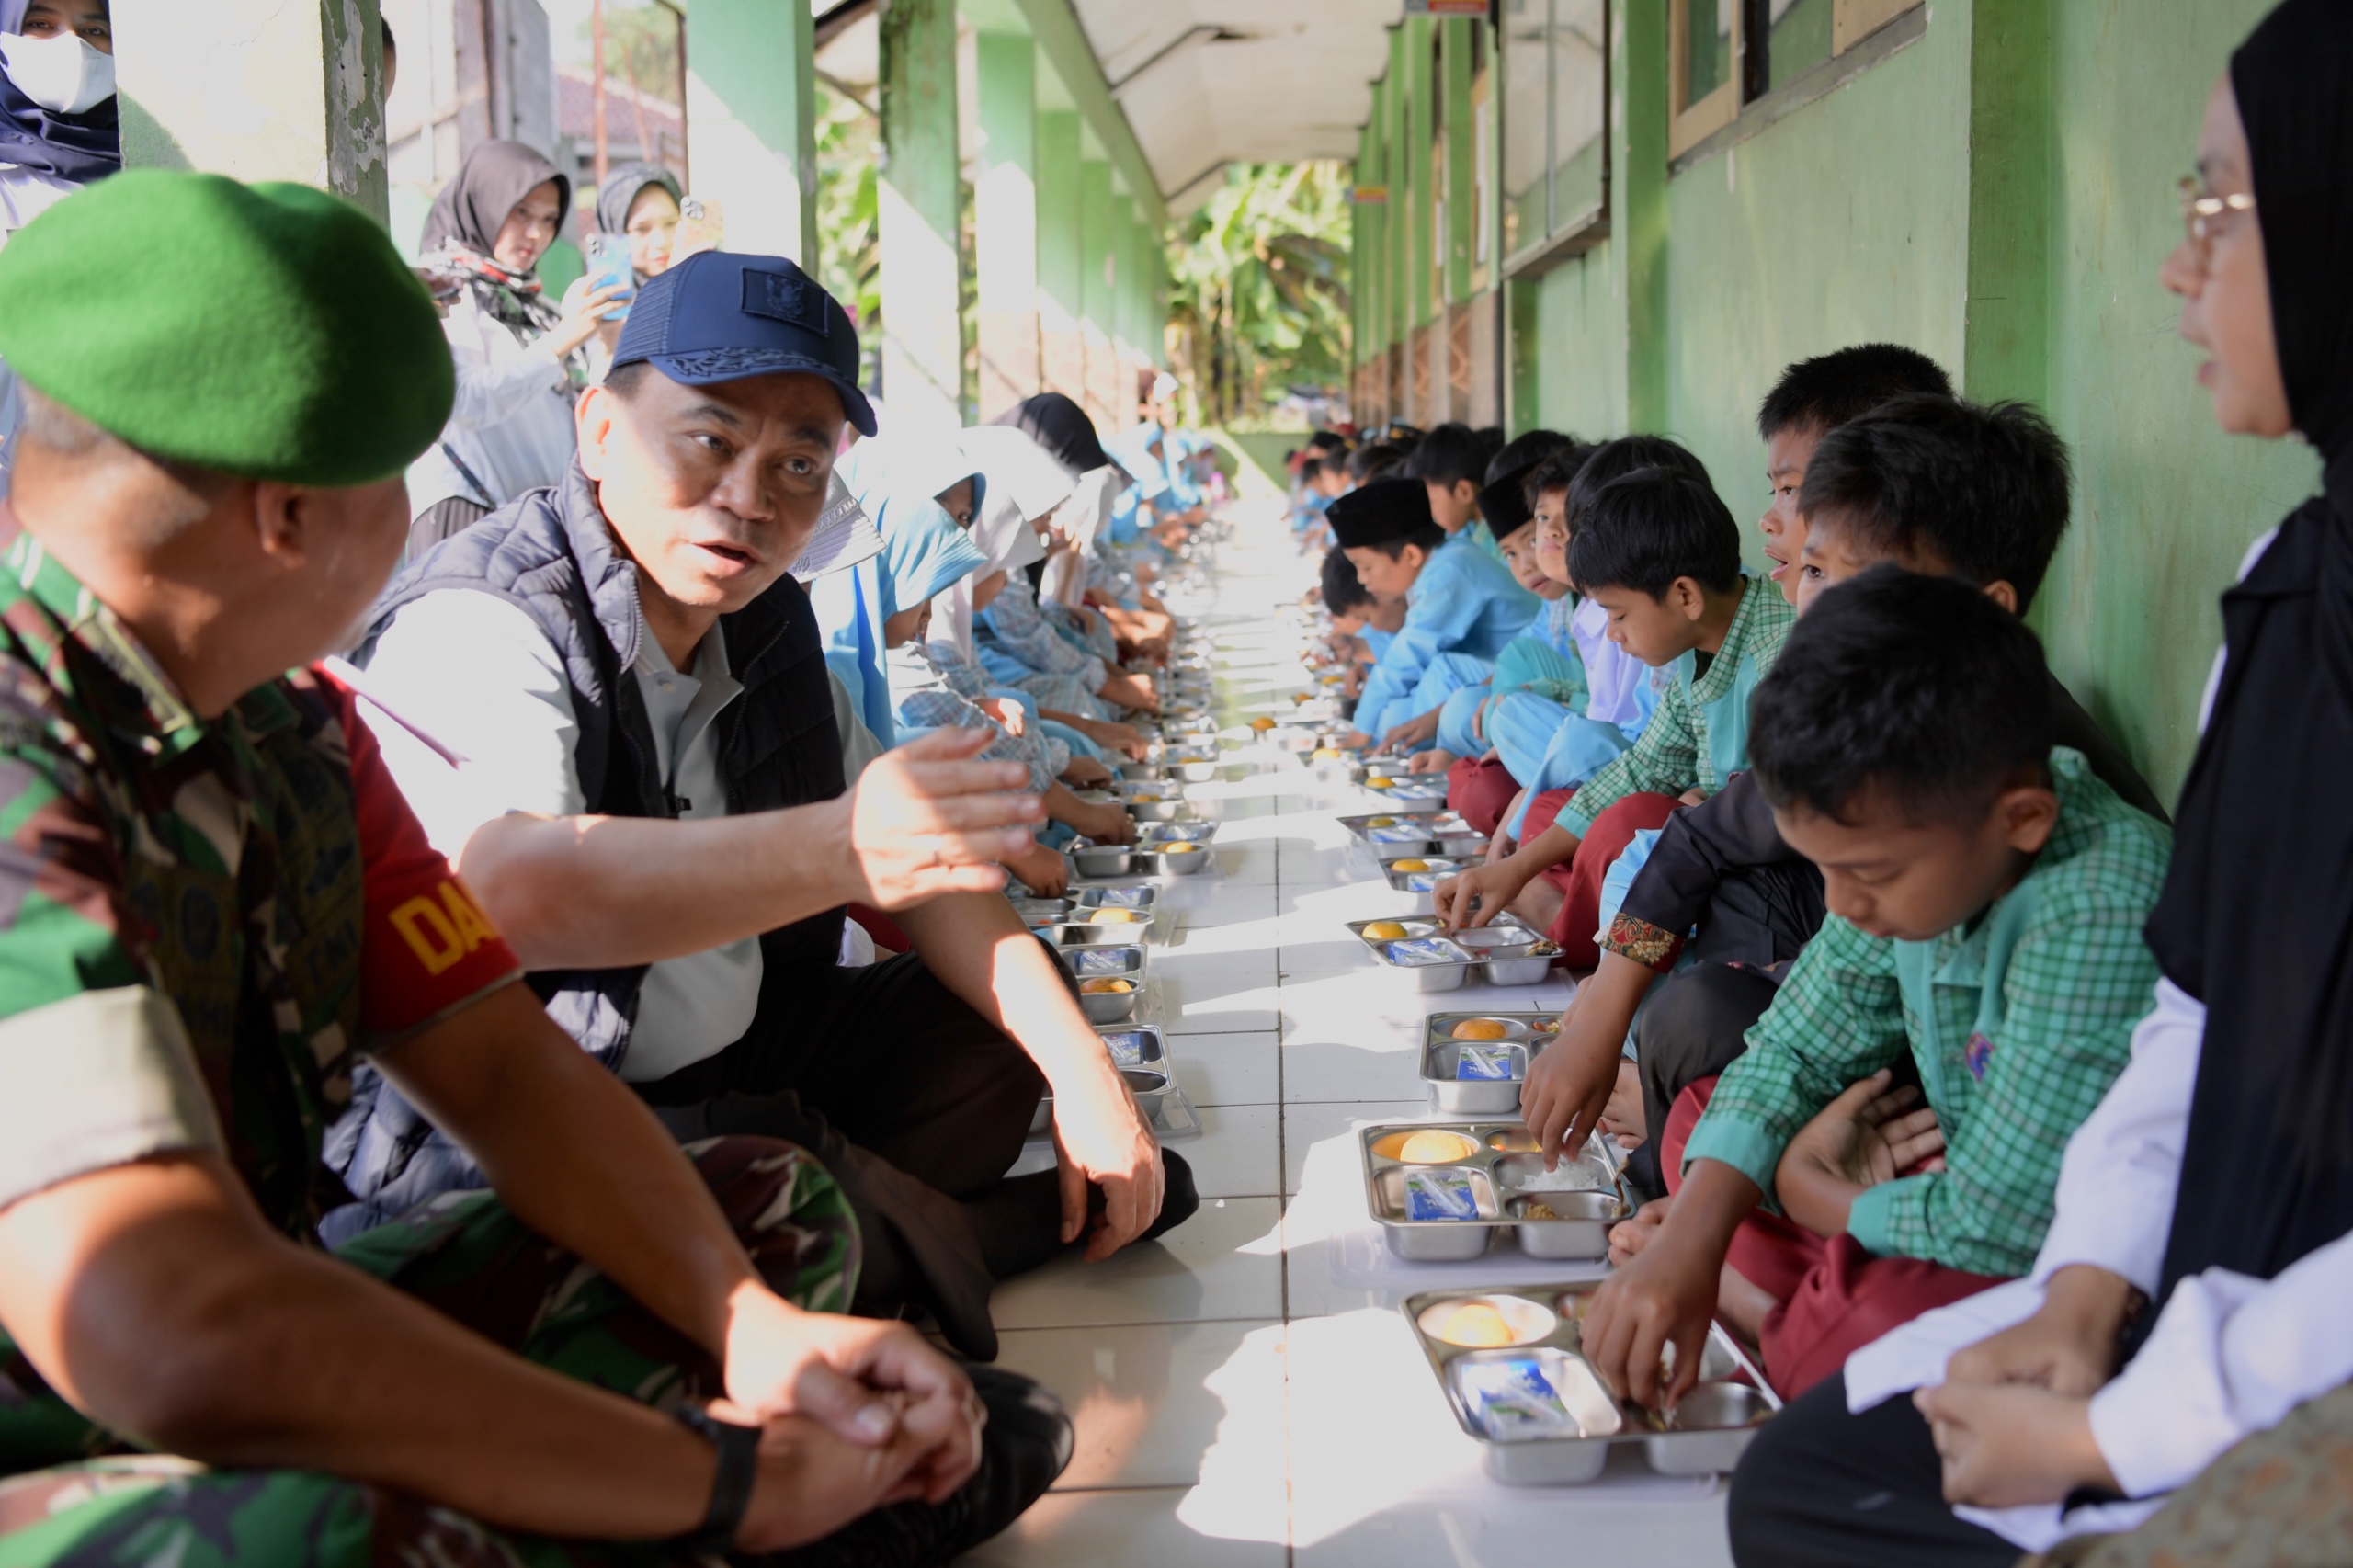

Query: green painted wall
left=1658, top=15, right=1972, bottom=540
left=2034, top=0, right=2318, bottom=795
left=1370, top=0, right=2323, bottom=801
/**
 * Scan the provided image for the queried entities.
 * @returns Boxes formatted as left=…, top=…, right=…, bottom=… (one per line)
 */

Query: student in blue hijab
left=816, top=434, right=988, bottom=744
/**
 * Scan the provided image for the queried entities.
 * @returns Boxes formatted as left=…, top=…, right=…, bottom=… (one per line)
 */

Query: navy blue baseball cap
left=611, top=251, right=877, bottom=437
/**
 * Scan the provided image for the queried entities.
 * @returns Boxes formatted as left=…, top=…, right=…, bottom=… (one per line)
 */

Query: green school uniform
left=1683, top=750, right=2172, bottom=1278
left=1557, top=576, right=1796, bottom=838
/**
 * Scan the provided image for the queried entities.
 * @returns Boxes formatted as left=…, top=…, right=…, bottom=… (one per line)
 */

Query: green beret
left=0, top=171, right=454, bottom=487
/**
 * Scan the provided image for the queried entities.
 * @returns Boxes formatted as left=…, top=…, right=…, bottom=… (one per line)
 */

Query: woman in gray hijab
left=594, top=160, right=684, bottom=283
left=406, top=140, right=625, bottom=554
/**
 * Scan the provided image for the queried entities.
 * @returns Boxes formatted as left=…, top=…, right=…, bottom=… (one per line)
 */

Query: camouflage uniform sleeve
left=0, top=676, right=225, bottom=1211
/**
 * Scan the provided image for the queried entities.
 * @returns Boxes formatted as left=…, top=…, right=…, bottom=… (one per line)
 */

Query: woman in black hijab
left=1722, top=4, right=2353, bottom=1564
left=409, top=140, right=624, bottom=552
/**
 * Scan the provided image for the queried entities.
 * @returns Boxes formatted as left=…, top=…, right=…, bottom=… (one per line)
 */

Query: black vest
left=321, top=464, right=845, bottom=1237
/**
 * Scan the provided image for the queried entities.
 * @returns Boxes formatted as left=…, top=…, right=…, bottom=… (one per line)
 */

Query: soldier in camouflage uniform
left=0, top=174, right=1068, bottom=1565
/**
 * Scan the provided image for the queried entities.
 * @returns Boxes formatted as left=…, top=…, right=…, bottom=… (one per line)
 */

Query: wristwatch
left=673, top=1404, right=762, bottom=1554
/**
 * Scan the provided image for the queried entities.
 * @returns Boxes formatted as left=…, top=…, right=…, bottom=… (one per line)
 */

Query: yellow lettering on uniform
left=439, top=881, right=498, bottom=955
left=390, top=895, right=464, bottom=976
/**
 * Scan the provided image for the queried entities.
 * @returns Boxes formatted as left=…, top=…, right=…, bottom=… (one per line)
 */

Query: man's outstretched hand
left=847, top=727, right=1041, bottom=910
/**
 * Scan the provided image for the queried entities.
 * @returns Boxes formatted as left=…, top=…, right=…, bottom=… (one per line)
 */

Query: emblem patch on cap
left=742, top=267, right=827, bottom=335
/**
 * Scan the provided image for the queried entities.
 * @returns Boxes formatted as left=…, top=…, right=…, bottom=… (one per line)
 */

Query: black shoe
left=761, top=1365, right=1073, bottom=1567
left=1142, top=1148, right=1200, bottom=1242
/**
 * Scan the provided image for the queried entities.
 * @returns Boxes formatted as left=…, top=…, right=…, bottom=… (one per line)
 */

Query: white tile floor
left=972, top=512, right=1735, bottom=1565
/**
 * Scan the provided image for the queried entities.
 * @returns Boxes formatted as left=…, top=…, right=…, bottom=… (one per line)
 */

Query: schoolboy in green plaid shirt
left=1579, top=570, right=2169, bottom=1406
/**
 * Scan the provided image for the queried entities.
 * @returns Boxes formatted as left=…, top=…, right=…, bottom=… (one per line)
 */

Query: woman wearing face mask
left=0, top=0, right=112, bottom=499
left=0, top=0, right=113, bottom=244
left=406, top=140, right=625, bottom=555
left=1724, top=5, right=2353, bottom=1564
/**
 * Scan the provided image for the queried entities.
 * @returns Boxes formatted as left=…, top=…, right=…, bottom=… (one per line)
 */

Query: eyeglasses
left=2177, top=176, right=2257, bottom=271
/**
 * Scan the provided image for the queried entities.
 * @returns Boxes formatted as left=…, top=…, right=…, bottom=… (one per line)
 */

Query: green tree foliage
left=814, top=84, right=882, bottom=388
left=1165, top=162, right=1353, bottom=429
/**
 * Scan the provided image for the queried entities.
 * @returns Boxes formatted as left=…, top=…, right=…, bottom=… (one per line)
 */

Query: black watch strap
left=673, top=1404, right=762, bottom=1554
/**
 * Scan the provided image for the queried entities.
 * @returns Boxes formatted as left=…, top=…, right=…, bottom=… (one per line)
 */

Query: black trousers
left=637, top=948, right=1199, bottom=1360
left=1635, top=960, right=1784, bottom=1153
left=1729, top=1370, right=2021, bottom=1568
left=636, top=951, right=1051, bottom=1361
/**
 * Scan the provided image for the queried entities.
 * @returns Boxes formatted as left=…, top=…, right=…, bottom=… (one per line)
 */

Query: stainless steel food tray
left=1403, top=1280, right=1781, bottom=1483
left=1358, top=1119, right=1631, bottom=1261
left=1418, top=1010, right=1566, bottom=1114
left=1345, top=915, right=1562, bottom=989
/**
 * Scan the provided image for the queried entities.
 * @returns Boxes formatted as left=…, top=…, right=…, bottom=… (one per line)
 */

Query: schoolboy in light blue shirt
left=1333, top=477, right=1540, bottom=748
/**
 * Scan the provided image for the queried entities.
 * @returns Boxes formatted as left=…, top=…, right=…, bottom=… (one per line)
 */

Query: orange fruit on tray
left=1362, top=920, right=1409, bottom=940
left=1439, top=1302, right=1518, bottom=1348
left=1451, top=1019, right=1510, bottom=1040
left=1249, top=716, right=1277, bottom=732
left=1079, top=978, right=1134, bottom=994
left=1366, top=775, right=1394, bottom=789
left=1089, top=909, right=1145, bottom=924
left=1389, top=858, right=1428, bottom=872
left=1398, top=1130, right=1479, bottom=1164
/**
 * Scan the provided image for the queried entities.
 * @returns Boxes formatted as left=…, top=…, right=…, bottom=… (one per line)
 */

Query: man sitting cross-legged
left=338, top=251, right=1195, bottom=1364
left=0, top=172, right=1068, bottom=1567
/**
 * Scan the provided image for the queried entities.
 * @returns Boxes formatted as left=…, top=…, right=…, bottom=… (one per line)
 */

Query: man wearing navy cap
left=345, top=253, right=1194, bottom=1361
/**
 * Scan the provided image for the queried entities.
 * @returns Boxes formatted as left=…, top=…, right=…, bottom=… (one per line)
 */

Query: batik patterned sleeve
left=0, top=678, right=223, bottom=1211
left=1680, top=916, right=1910, bottom=1197
left=979, top=578, right=1107, bottom=688
left=1846, top=875, right=2165, bottom=1277
left=1557, top=679, right=1700, bottom=838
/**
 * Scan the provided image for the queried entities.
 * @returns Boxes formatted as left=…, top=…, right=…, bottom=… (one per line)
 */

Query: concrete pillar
left=974, top=31, right=1040, bottom=420
left=1035, top=109, right=1086, bottom=403
left=1441, top=17, right=1474, bottom=306
left=115, top=0, right=390, bottom=222
left=1384, top=28, right=1411, bottom=419
left=879, top=0, right=963, bottom=433
left=1079, top=157, right=1116, bottom=429
left=686, top=0, right=818, bottom=265
left=1111, top=191, right=1142, bottom=428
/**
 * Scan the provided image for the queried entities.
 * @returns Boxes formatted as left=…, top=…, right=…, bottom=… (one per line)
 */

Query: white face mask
left=0, top=31, right=115, bottom=117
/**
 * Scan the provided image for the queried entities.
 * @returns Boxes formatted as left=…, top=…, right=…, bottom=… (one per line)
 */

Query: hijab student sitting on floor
left=834, top=434, right=1135, bottom=897
left=338, top=252, right=1195, bottom=1363
left=406, top=140, right=628, bottom=554
left=1726, top=5, right=2353, bottom=1562
left=940, top=424, right=1153, bottom=767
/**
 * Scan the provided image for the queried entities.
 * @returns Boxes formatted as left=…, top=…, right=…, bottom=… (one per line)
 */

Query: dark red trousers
left=1521, top=790, right=1682, bottom=968
left=1662, top=1075, right=2007, bottom=1399
left=1446, top=754, right=1522, bottom=837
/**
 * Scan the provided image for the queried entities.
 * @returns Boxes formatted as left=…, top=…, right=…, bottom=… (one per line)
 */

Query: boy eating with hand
left=1577, top=570, right=2169, bottom=1406
left=1433, top=463, right=1792, bottom=964
left=1520, top=396, right=2168, bottom=1193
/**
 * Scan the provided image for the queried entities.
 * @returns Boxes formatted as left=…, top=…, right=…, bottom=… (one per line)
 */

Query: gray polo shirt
left=355, top=590, right=763, bottom=1082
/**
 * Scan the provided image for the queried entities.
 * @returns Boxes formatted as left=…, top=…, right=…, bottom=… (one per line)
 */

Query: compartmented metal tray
left=1336, top=810, right=1490, bottom=859
left=1419, top=1010, right=1566, bottom=1114
left=1358, top=1119, right=1631, bottom=1261
left=1059, top=942, right=1147, bottom=1021
left=1403, top=1281, right=1781, bottom=1483
left=1359, top=770, right=1451, bottom=802
left=1032, top=1024, right=1177, bottom=1133
left=1344, top=915, right=1562, bottom=988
